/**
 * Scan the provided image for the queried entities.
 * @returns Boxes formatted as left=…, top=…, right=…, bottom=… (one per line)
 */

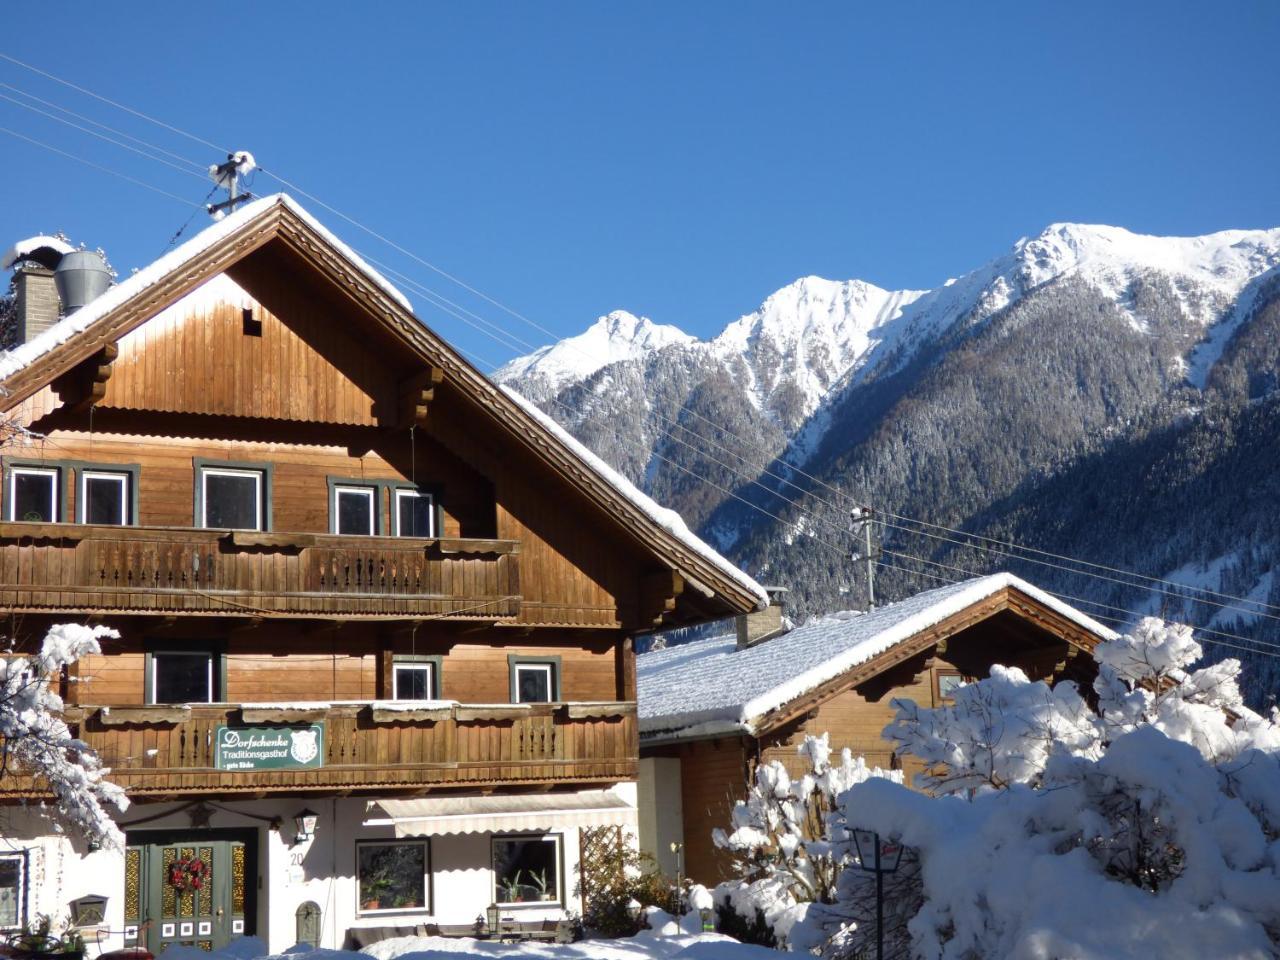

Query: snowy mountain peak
left=492, top=309, right=693, bottom=397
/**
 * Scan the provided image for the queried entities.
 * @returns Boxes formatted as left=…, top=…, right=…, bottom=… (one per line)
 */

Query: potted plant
left=5, top=916, right=85, bottom=960
left=531, top=869, right=555, bottom=902
left=500, top=870, right=523, bottom=903
left=360, top=875, right=392, bottom=911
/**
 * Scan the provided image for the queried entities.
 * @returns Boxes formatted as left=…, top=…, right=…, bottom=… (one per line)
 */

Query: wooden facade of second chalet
left=0, top=195, right=764, bottom=951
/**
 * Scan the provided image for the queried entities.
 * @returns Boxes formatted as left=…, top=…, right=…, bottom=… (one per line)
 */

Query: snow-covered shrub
left=830, top=618, right=1280, bottom=959
left=0, top=624, right=128, bottom=851
left=712, top=733, right=902, bottom=948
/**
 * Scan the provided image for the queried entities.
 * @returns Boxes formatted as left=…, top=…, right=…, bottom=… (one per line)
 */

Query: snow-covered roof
left=0, top=194, right=411, bottom=384
left=637, top=572, right=1116, bottom=741
left=503, top=386, right=768, bottom=608
left=2, top=234, right=75, bottom=271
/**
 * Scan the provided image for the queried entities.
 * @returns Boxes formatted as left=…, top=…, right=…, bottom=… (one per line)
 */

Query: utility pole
left=850, top=506, right=878, bottom=611
left=207, top=152, right=255, bottom=219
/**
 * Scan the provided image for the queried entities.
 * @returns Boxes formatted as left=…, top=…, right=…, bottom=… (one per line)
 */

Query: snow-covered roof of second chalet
left=638, top=572, right=1117, bottom=741
left=0, top=194, right=767, bottom=610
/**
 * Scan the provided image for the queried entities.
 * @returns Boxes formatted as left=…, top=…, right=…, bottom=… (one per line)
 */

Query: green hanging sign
left=214, top=724, right=324, bottom=771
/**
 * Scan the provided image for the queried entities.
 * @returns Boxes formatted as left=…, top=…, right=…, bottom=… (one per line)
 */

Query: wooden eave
left=0, top=197, right=762, bottom=622
left=747, top=585, right=1106, bottom=738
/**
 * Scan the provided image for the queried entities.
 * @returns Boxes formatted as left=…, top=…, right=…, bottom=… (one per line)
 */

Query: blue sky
left=3, top=3, right=1279, bottom=368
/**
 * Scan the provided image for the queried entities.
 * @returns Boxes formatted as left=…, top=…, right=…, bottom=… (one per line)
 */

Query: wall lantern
left=486, top=902, right=501, bottom=935
left=293, top=808, right=319, bottom=844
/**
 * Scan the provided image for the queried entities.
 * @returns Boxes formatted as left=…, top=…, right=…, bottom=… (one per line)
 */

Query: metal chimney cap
left=54, top=249, right=113, bottom=315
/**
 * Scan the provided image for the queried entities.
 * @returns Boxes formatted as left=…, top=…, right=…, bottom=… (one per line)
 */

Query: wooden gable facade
left=0, top=195, right=763, bottom=803
left=638, top=582, right=1109, bottom=885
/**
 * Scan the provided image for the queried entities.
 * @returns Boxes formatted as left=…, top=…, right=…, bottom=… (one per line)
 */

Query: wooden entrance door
left=125, top=831, right=254, bottom=954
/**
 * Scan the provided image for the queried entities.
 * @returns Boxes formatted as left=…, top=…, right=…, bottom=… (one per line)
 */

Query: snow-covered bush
left=829, top=618, right=1280, bottom=959
left=712, top=734, right=902, bottom=948
left=0, top=624, right=128, bottom=851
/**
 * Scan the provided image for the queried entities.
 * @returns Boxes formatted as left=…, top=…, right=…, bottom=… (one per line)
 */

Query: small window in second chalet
left=7, top=466, right=59, bottom=523
left=200, top=467, right=265, bottom=531
left=81, top=471, right=131, bottom=526
left=935, top=670, right=966, bottom=703
left=334, top=485, right=377, bottom=536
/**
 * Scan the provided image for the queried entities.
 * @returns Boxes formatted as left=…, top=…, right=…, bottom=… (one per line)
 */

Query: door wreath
left=169, top=855, right=211, bottom=893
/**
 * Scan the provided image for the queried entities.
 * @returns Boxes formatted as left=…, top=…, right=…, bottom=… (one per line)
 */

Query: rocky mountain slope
left=496, top=223, right=1280, bottom=702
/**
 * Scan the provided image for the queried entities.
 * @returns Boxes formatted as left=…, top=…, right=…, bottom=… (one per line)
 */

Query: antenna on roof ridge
left=206, top=150, right=256, bottom=221
left=850, top=505, right=879, bottom=611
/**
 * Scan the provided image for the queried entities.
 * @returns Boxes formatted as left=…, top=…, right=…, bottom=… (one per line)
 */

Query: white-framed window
left=150, top=651, right=217, bottom=704
left=200, top=467, right=264, bottom=531
left=0, top=852, right=26, bottom=930
left=7, top=466, right=59, bottom=522
left=356, top=840, right=429, bottom=914
left=512, top=662, right=556, bottom=704
left=392, top=661, right=437, bottom=700
left=492, top=834, right=561, bottom=906
left=81, top=470, right=131, bottom=526
left=333, top=484, right=377, bottom=536
left=393, top=488, right=435, bottom=538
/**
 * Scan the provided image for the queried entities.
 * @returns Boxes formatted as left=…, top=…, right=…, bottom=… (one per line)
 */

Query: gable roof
left=637, top=572, right=1116, bottom=742
left=0, top=194, right=767, bottom=620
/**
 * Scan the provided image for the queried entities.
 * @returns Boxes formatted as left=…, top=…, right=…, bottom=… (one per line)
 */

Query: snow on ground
left=160, top=930, right=774, bottom=960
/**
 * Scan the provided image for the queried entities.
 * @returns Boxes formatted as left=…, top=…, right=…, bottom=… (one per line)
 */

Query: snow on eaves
left=2, top=234, right=76, bottom=271
left=501, top=385, right=768, bottom=609
left=637, top=572, right=1115, bottom=741
left=0, top=194, right=412, bottom=384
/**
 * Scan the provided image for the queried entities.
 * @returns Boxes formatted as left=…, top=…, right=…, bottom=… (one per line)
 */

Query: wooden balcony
left=0, top=522, right=520, bottom=619
left=0, top=701, right=637, bottom=798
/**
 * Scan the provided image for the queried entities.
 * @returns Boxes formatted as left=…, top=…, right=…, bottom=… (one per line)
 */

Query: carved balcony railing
left=0, top=523, right=520, bottom=618
left=0, top=700, right=637, bottom=798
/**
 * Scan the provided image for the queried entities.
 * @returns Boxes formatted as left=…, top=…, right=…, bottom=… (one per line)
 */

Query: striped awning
left=367, top=790, right=638, bottom=837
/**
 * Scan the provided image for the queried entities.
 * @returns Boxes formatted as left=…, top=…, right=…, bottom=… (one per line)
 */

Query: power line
left=0, top=125, right=202, bottom=208
left=0, top=51, right=230, bottom=155
left=0, top=81, right=207, bottom=173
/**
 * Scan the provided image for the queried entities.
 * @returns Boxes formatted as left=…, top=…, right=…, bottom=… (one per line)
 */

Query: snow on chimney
left=736, top=585, right=790, bottom=650
left=3, top=234, right=75, bottom=347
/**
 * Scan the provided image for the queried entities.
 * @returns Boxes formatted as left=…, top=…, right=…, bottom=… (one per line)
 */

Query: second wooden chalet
left=0, top=196, right=766, bottom=952
left=636, top=573, right=1114, bottom=884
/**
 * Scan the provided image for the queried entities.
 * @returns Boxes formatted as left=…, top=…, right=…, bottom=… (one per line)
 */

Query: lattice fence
left=578, top=824, right=625, bottom=912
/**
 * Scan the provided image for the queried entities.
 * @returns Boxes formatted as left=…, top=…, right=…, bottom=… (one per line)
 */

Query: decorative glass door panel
left=127, top=833, right=252, bottom=955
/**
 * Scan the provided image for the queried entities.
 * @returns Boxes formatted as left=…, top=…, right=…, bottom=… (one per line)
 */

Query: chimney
left=736, top=585, right=790, bottom=650
left=12, top=262, right=61, bottom=344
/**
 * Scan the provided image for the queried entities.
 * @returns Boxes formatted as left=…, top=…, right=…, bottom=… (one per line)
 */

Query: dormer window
left=6, top=465, right=59, bottom=522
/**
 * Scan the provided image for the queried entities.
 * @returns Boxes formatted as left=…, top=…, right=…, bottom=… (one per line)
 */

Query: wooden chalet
left=635, top=573, right=1114, bottom=884
left=0, top=196, right=766, bottom=951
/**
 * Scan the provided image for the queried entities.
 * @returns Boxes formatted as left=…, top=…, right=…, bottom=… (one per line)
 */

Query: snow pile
left=500, top=385, right=767, bottom=608
left=638, top=573, right=1112, bottom=741
left=163, top=930, right=767, bottom=960
left=711, top=734, right=902, bottom=949
left=1, top=234, right=75, bottom=271
left=0, top=623, right=128, bottom=850
left=827, top=617, right=1280, bottom=959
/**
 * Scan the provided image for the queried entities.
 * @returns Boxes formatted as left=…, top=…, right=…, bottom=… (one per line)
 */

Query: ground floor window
left=0, top=852, right=26, bottom=930
left=356, top=840, right=429, bottom=914
left=492, top=834, right=561, bottom=905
